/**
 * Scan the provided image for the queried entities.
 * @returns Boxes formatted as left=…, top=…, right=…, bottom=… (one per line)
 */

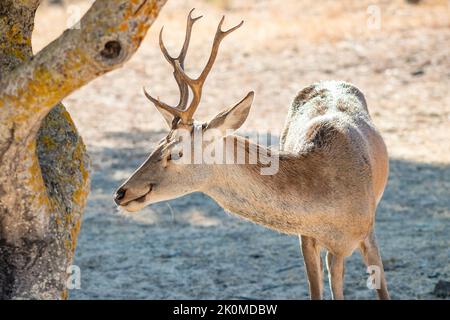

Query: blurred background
left=34, top=0, right=449, bottom=299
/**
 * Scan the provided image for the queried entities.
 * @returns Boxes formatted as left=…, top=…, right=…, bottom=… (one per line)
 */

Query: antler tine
left=146, top=12, right=243, bottom=126
left=178, top=8, right=203, bottom=67
left=173, top=16, right=244, bottom=123
left=143, top=87, right=183, bottom=119
left=158, top=9, right=202, bottom=111
left=158, top=27, right=173, bottom=64
left=175, top=8, right=202, bottom=110
left=158, top=28, right=188, bottom=110
left=198, top=16, right=243, bottom=84
left=217, top=15, right=244, bottom=37
left=159, top=9, right=202, bottom=66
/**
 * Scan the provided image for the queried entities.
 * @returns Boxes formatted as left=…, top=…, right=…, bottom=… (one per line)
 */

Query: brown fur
left=205, top=81, right=390, bottom=299
left=115, top=80, right=390, bottom=300
left=115, top=11, right=390, bottom=299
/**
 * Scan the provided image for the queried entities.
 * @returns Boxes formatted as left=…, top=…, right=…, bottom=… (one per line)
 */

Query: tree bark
left=0, top=0, right=167, bottom=299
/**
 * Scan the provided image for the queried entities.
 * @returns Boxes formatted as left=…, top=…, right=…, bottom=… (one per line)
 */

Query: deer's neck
left=202, top=136, right=331, bottom=235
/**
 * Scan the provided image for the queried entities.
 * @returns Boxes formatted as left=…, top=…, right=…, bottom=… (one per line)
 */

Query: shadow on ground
left=71, top=129, right=450, bottom=299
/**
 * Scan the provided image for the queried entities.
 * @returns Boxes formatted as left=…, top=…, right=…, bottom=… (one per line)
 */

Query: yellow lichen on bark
left=0, top=23, right=29, bottom=60
left=26, top=139, right=51, bottom=209
left=1, top=1, right=168, bottom=134
left=8, top=49, right=90, bottom=129
left=36, top=105, right=91, bottom=258
left=0, top=0, right=167, bottom=299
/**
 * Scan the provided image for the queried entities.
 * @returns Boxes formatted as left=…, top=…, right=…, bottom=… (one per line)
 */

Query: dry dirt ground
left=33, top=0, right=449, bottom=299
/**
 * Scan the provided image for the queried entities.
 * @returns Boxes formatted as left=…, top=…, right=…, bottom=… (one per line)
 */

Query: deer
left=114, top=9, right=390, bottom=300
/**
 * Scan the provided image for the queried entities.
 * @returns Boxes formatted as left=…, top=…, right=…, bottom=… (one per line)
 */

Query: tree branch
left=0, top=0, right=167, bottom=140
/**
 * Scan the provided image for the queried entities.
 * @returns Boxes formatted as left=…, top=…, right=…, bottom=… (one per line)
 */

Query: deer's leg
left=300, top=235, right=323, bottom=300
left=359, top=231, right=390, bottom=300
left=325, top=252, right=345, bottom=300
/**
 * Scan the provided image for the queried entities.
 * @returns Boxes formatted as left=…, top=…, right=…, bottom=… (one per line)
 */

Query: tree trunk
left=0, top=0, right=167, bottom=299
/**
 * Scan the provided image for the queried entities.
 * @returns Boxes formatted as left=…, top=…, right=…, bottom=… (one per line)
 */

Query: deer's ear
left=205, top=91, right=254, bottom=136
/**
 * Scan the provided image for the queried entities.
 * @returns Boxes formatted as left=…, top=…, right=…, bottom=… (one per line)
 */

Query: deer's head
left=114, top=9, right=254, bottom=212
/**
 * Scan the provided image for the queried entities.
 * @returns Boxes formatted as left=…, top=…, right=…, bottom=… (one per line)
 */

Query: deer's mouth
left=121, top=184, right=153, bottom=207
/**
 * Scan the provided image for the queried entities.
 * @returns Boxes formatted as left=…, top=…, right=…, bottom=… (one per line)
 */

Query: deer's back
left=281, top=81, right=389, bottom=211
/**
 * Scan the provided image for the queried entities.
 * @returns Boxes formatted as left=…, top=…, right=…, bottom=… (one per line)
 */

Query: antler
left=144, top=9, right=243, bottom=125
left=144, top=8, right=201, bottom=118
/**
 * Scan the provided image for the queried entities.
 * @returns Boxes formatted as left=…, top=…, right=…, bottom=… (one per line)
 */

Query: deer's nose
left=114, top=188, right=127, bottom=205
